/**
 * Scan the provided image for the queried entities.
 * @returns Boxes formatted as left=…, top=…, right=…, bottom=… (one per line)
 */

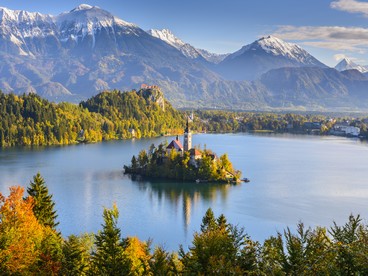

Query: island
left=124, top=116, right=242, bottom=183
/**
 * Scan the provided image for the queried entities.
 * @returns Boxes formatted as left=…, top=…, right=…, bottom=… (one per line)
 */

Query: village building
left=332, top=124, right=360, bottom=137
left=189, top=148, right=201, bottom=166
left=128, top=128, right=136, bottom=138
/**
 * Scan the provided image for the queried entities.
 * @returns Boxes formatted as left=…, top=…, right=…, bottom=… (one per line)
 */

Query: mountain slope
left=147, top=28, right=228, bottom=63
left=260, top=67, right=368, bottom=109
left=216, top=35, right=327, bottom=81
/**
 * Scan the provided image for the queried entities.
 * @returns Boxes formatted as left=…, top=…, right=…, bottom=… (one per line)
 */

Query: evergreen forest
left=1, top=174, right=368, bottom=275
left=1, top=89, right=368, bottom=148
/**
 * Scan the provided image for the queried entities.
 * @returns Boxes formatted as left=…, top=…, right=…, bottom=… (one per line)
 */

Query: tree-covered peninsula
left=0, top=87, right=184, bottom=147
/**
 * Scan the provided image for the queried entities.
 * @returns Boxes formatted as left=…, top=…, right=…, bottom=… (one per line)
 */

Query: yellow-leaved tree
left=0, top=186, right=61, bottom=274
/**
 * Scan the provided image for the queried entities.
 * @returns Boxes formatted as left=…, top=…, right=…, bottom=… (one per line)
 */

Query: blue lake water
left=1, top=133, right=368, bottom=251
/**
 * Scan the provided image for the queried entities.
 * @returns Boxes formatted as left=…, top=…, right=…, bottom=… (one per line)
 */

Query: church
left=166, top=116, right=199, bottom=163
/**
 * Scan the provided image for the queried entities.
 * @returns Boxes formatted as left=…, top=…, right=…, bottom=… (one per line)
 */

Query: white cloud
left=273, top=25, right=368, bottom=53
left=331, top=0, right=368, bottom=16
left=334, top=54, right=348, bottom=61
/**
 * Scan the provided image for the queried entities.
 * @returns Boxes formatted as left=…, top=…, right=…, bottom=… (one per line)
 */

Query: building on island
left=189, top=148, right=201, bottom=166
left=166, top=136, right=183, bottom=155
left=166, top=114, right=200, bottom=164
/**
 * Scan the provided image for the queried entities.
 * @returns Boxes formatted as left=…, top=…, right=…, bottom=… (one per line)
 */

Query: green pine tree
left=92, top=204, right=126, bottom=275
left=27, top=172, right=59, bottom=229
left=61, top=234, right=92, bottom=276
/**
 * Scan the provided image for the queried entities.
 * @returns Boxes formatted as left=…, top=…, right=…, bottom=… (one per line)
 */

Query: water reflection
left=128, top=175, right=231, bottom=231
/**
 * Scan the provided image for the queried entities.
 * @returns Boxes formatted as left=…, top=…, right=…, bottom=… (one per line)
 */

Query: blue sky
left=1, top=0, right=368, bottom=66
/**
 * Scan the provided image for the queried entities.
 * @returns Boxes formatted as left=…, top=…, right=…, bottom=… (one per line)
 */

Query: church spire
left=183, top=115, right=192, bottom=151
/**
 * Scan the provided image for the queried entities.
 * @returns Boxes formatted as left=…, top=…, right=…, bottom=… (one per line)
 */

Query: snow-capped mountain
left=56, top=4, right=140, bottom=53
left=0, top=5, right=368, bottom=110
left=335, top=57, right=368, bottom=73
left=217, top=35, right=326, bottom=80
left=0, top=6, right=58, bottom=56
left=0, top=5, right=231, bottom=104
left=147, top=28, right=228, bottom=63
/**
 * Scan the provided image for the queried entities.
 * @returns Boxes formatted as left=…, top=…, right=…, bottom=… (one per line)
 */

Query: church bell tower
left=183, top=116, right=192, bottom=152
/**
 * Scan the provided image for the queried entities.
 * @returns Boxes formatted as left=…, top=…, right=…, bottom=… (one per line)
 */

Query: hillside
left=0, top=88, right=184, bottom=147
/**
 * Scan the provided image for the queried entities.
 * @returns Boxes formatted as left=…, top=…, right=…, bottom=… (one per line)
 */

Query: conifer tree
left=27, top=172, right=59, bottom=229
left=61, top=234, right=92, bottom=276
left=92, top=204, right=126, bottom=275
left=149, top=246, right=171, bottom=275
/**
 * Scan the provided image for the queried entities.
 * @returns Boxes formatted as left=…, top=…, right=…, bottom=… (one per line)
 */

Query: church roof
left=167, top=139, right=183, bottom=151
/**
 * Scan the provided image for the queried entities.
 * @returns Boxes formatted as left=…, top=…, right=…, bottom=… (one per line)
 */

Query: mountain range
left=0, top=4, right=367, bottom=110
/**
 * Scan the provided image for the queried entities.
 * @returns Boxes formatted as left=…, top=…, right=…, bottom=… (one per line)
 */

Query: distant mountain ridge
left=216, top=35, right=327, bottom=80
left=335, top=57, right=368, bottom=73
left=0, top=4, right=367, bottom=111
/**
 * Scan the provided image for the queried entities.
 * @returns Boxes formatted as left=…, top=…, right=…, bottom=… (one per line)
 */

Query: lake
left=1, top=133, right=368, bottom=251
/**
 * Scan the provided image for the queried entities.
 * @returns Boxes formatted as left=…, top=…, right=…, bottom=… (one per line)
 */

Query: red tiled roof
left=190, top=148, right=201, bottom=156
left=167, top=139, right=183, bottom=151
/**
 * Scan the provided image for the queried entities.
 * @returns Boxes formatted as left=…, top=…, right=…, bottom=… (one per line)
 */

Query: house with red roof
left=189, top=148, right=202, bottom=166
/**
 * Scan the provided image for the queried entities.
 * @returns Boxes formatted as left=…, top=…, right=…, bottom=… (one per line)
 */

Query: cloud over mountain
left=273, top=25, right=368, bottom=54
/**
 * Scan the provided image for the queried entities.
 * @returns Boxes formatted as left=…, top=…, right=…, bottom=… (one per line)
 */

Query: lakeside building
left=331, top=124, right=360, bottom=137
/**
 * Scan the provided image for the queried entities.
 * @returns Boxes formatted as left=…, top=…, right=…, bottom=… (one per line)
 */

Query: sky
left=0, top=0, right=368, bottom=67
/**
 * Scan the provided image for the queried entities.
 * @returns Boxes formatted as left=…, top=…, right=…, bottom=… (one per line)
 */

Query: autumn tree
left=122, top=236, right=151, bottom=275
left=0, top=186, right=61, bottom=275
left=0, top=186, right=43, bottom=273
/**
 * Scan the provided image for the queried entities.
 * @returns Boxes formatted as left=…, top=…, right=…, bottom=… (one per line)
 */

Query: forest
left=0, top=89, right=184, bottom=147
left=0, top=173, right=368, bottom=275
left=1, top=89, right=368, bottom=148
left=192, top=110, right=368, bottom=137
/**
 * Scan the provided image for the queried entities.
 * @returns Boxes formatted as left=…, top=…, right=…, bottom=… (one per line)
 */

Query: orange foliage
left=0, top=186, right=58, bottom=274
left=124, top=236, right=151, bottom=274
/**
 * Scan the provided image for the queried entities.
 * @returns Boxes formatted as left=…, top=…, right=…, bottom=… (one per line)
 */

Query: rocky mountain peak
left=335, top=57, right=368, bottom=73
